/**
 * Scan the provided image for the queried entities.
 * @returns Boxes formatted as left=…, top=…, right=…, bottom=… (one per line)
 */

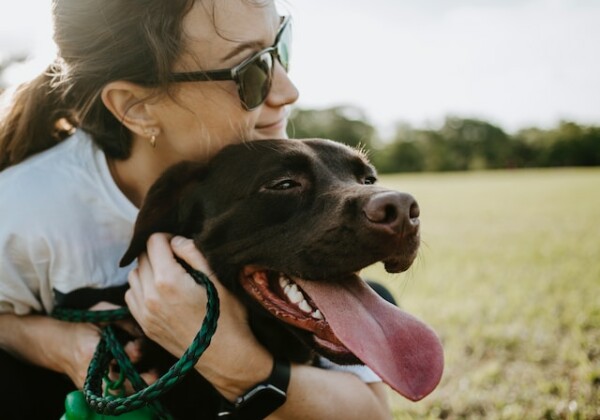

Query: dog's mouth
left=240, top=265, right=444, bottom=402
left=240, top=267, right=356, bottom=361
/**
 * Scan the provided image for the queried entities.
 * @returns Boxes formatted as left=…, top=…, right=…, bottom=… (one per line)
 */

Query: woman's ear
left=101, top=81, right=158, bottom=137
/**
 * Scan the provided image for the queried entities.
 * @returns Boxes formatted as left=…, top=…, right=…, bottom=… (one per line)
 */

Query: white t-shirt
left=0, top=130, right=380, bottom=382
left=0, top=130, right=137, bottom=314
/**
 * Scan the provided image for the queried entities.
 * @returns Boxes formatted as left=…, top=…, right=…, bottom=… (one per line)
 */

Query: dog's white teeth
left=279, top=278, right=318, bottom=316
left=287, top=284, right=304, bottom=304
left=278, top=275, right=290, bottom=289
left=299, top=299, right=312, bottom=314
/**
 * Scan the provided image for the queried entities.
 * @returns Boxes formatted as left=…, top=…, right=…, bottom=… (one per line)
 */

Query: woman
left=0, top=0, right=392, bottom=418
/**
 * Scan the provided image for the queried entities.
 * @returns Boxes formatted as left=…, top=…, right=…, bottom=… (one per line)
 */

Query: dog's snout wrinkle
left=363, top=192, right=419, bottom=235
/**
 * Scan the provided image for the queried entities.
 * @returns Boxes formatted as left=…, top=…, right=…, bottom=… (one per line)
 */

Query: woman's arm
left=125, top=234, right=392, bottom=420
left=0, top=306, right=151, bottom=390
left=271, top=366, right=391, bottom=420
left=0, top=313, right=101, bottom=388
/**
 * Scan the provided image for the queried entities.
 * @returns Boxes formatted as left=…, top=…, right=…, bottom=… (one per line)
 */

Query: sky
left=1, top=0, right=599, bottom=136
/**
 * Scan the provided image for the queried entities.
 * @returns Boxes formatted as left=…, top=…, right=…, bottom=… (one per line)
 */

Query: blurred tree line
left=287, top=106, right=600, bottom=173
left=2, top=56, right=598, bottom=173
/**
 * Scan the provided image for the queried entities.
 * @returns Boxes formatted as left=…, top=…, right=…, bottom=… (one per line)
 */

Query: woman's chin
left=254, top=124, right=288, bottom=139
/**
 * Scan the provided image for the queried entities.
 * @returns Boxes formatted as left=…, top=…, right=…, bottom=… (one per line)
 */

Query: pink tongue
left=295, top=276, right=444, bottom=401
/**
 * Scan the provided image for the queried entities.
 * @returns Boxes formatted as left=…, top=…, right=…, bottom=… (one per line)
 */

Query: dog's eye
left=363, top=176, right=377, bottom=185
left=266, top=179, right=302, bottom=191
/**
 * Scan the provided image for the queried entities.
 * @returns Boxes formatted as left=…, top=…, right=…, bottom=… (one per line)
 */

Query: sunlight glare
left=2, top=2, right=56, bottom=86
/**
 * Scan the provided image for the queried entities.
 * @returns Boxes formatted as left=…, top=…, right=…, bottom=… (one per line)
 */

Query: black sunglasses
left=167, top=16, right=292, bottom=111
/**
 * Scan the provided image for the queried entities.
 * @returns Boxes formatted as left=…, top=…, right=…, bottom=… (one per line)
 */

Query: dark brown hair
left=0, top=0, right=195, bottom=171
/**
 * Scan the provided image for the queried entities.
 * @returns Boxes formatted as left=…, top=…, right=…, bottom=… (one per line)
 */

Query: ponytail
left=1, top=0, right=195, bottom=171
left=0, top=64, right=78, bottom=171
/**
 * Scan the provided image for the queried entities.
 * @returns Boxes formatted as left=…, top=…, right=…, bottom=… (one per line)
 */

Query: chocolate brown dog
left=121, top=138, right=443, bottom=414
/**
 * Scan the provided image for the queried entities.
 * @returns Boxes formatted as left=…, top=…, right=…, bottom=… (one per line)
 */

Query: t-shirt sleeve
left=0, top=230, right=49, bottom=315
left=0, top=172, right=53, bottom=315
left=317, top=356, right=382, bottom=383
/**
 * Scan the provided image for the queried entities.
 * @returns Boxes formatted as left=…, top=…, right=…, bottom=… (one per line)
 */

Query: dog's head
left=121, top=139, right=443, bottom=401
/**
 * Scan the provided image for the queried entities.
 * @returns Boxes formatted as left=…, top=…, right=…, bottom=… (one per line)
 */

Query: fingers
left=119, top=234, right=270, bottom=394
left=123, top=338, right=144, bottom=363
left=145, top=233, right=181, bottom=277
left=169, top=236, right=235, bottom=302
left=114, top=319, right=144, bottom=339
left=144, top=234, right=213, bottom=287
left=105, top=338, right=158, bottom=396
left=127, top=241, right=168, bottom=316
left=124, top=233, right=210, bottom=356
left=125, top=267, right=143, bottom=325
left=125, top=232, right=250, bottom=359
left=169, top=236, right=212, bottom=274
left=65, top=322, right=103, bottom=389
left=140, top=233, right=192, bottom=294
left=106, top=364, right=159, bottom=396
left=86, top=302, right=143, bottom=339
left=140, top=370, right=159, bottom=386
left=132, top=233, right=211, bottom=288
left=89, top=301, right=121, bottom=311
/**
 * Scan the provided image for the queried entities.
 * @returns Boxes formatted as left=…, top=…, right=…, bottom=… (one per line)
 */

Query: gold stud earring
left=146, top=128, right=159, bottom=148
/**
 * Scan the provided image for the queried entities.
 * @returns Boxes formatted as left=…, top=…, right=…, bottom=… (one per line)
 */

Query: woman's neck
left=106, top=139, right=176, bottom=208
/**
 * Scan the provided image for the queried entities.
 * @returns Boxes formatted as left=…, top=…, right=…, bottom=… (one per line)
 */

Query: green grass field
left=363, top=168, right=600, bottom=419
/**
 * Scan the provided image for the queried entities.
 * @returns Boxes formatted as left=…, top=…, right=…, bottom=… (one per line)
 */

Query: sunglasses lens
left=236, top=18, right=291, bottom=110
left=277, top=20, right=292, bottom=72
left=238, top=53, right=273, bottom=109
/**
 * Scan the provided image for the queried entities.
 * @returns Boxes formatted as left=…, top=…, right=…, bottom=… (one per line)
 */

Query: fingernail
left=171, top=235, right=186, bottom=247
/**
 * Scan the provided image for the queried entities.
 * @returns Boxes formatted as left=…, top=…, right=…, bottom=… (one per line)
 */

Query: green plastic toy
left=61, top=390, right=158, bottom=420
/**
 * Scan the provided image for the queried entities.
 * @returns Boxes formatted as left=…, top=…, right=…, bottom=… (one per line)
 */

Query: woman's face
left=149, top=0, right=299, bottom=163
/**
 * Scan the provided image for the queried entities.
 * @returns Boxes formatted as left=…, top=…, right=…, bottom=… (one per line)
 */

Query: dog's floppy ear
left=120, top=161, right=206, bottom=267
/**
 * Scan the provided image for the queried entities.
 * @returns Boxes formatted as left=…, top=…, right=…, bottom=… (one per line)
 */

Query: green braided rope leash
left=52, top=259, right=220, bottom=419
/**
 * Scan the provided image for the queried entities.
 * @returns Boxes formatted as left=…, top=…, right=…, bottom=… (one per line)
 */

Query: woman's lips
left=256, top=119, right=286, bottom=130
left=254, top=119, right=288, bottom=138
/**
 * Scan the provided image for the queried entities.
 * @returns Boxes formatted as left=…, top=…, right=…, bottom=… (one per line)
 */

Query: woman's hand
left=54, top=320, right=102, bottom=389
left=85, top=302, right=158, bottom=392
left=124, top=233, right=273, bottom=399
left=0, top=310, right=150, bottom=391
left=55, top=301, right=154, bottom=390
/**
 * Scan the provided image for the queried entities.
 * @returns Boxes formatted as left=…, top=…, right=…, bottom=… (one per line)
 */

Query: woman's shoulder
left=0, top=130, right=95, bottom=187
left=0, top=130, right=133, bottom=229
left=1, top=133, right=85, bottom=206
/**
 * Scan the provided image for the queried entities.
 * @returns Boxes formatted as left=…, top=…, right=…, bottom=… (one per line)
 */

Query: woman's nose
left=265, top=62, right=299, bottom=108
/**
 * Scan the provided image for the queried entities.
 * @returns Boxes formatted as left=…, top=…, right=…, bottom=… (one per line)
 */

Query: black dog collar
left=218, top=358, right=290, bottom=419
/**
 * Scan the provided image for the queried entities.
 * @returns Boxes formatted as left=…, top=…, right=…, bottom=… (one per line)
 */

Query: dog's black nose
left=363, top=192, right=420, bottom=235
